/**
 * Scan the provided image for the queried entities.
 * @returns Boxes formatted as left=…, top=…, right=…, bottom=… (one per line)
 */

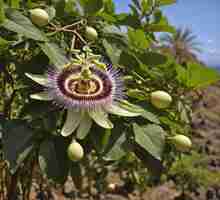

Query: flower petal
left=89, top=110, right=113, bottom=129
left=25, top=73, right=48, bottom=86
left=76, top=112, right=93, bottom=140
left=61, top=109, right=82, bottom=137
left=30, top=92, right=52, bottom=101
left=105, top=104, right=142, bottom=117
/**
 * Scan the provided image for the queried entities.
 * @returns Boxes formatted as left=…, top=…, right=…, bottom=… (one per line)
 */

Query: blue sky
left=114, top=0, right=220, bottom=67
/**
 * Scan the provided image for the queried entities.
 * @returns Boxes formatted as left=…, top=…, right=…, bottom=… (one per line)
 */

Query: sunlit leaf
left=146, top=24, right=175, bottom=33
left=128, top=28, right=149, bottom=50
left=158, top=0, right=176, bottom=6
left=0, top=0, right=5, bottom=23
left=186, top=62, right=220, bottom=88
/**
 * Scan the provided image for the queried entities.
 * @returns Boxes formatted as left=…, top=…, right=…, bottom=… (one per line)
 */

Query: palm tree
left=159, top=28, right=202, bottom=64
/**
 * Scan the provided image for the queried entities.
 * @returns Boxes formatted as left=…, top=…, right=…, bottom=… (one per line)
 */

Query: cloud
left=207, top=39, right=213, bottom=44
left=208, top=49, right=216, bottom=54
left=207, top=48, right=220, bottom=55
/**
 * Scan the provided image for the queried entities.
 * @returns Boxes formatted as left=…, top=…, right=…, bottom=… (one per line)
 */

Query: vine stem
left=7, top=171, right=19, bottom=200
left=47, top=22, right=88, bottom=45
left=26, top=158, right=36, bottom=200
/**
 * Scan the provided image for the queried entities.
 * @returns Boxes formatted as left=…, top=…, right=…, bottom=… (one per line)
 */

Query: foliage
left=168, top=152, right=220, bottom=190
left=0, top=0, right=219, bottom=198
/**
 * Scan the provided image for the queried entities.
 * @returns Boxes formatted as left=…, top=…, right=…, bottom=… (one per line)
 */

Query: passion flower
left=150, top=90, right=172, bottom=109
left=26, top=52, right=141, bottom=138
left=169, top=135, right=192, bottom=152
left=67, top=140, right=84, bottom=161
left=85, top=26, right=98, bottom=41
left=30, top=8, right=49, bottom=27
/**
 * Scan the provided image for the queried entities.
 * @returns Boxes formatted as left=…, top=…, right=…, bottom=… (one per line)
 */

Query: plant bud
left=67, top=140, right=84, bottom=161
left=85, top=26, right=98, bottom=41
left=170, top=135, right=192, bottom=152
left=30, top=8, right=49, bottom=27
left=150, top=90, right=172, bottom=109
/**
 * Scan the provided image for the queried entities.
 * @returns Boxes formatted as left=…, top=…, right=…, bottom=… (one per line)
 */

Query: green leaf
left=30, top=91, right=52, bottom=101
left=186, top=63, right=220, bottom=88
left=52, top=0, right=65, bottom=17
left=102, top=25, right=129, bottom=47
left=61, top=110, right=82, bottom=137
left=38, top=42, right=69, bottom=69
left=158, top=0, right=176, bottom=6
left=25, top=73, right=49, bottom=86
left=133, top=123, right=165, bottom=160
left=118, top=100, right=144, bottom=113
left=119, top=51, right=140, bottom=69
left=137, top=51, right=167, bottom=66
left=103, top=0, right=115, bottom=14
left=89, top=110, right=113, bottom=129
left=0, top=37, right=11, bottom=50
left=103, top=125, right=128, bottom=161
left=1, top=9, right=47, bottom=41
left=119, top=100, right=160, bottom=124
left=141, top=110, right=160, bottom=124
left=2, top=120, right=35, bottom=174
left=76, top=112, right=93, bottom=140
left=105, top=104, right=142, bottom=117
left=176, top=64, right=187, bottom=84
left=45, top=6, right=56, bottom=21
left=146, top=24, right=175, bottom=33
left=98, top=12, right=117, bottom=23
left=127, top=89, right=146, bottom=100
left=128, top=28, right=149, bottom=50
left=134, top=143, right=164, bottom=176
left=117, top=13, right=141, bottom=29
left=39, top=137, right=70, bottom=183
left=80, top=0, right=103, bottom=15
left=102, top=39, right=121, bottom=65
left=0, top=0, right=6, bottom=23
left=65, top=0, right=84, bottom=16
left=11, top=0, right=21, bottom=8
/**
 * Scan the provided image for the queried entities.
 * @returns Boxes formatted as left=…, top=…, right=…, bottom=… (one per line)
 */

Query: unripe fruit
left=30, top=8, right=49, bottom=27
left=107, top=183, right=117, bottom=192
left=67, top=140, right=84, bottom=161
left=170, top=135, right=192, bottom=152
left=150, top=90, right=172, bottom=109
left=85, top=26, right=98, bottom=41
